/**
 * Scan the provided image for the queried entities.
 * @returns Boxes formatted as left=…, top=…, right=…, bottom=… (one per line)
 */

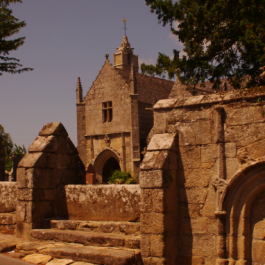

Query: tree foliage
left=0, top=0, right=33, bottom=76
left=0, top=124, right=26, bottom=171
left=142, top=0, right=265, bottom=90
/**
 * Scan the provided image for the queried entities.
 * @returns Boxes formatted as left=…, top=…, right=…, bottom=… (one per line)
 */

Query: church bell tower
left=113, top=22, right=139, bottom=72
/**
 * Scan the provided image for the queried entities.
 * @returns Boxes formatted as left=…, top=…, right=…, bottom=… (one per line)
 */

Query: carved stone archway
left=93, top=147, right=123, bottom=184
left=215, top=161, right=265, bottom=264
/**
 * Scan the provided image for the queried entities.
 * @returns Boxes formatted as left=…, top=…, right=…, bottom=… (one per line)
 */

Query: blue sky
left=1, top=0, right=182, bottom=149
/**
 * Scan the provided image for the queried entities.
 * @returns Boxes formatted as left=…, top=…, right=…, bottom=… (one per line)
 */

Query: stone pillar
left=130, top=94, right=141, bottom=179
left=0, top=135, right=5, bottom=181
left=16, top=122, right=86, bottom=240
left=139, top=133, right=178, bottom=264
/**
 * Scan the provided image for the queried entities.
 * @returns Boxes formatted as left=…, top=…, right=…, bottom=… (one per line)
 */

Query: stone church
left=76, top=35, right=174, bottom=183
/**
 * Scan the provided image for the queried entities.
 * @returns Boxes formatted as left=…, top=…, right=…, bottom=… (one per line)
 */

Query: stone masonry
left=143, top=88, right=265, bottom=264
left=76, top=35, right=174, bottom=183
left=16, top=122, right=85, bottom=240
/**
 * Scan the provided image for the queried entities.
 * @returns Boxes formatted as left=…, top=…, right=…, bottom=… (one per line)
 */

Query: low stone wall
left=0, top=182, right=17, bottom=213
left=57, top=185, right=140, bottom=222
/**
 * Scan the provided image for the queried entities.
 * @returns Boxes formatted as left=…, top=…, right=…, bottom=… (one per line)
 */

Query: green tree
left=0, top=0, right=33, bottom=76
left=0, top=124, right=26, bottom=171
left=142, top=0, right=265, bottom=90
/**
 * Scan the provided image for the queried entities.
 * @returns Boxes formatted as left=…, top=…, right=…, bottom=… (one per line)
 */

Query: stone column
left=139, top=133, right=178, bottom=264
left=16, top=122, right=86, bottom=240
left=130, top=94, right=141, bottom=179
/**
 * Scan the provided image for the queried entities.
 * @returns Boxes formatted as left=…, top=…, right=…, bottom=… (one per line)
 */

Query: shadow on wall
left=177, top=141, right=193, bottom=265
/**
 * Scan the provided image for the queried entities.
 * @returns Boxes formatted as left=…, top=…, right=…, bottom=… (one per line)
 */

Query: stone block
left=226, top=158, right=240, bottom=179
left=16, top=201, right=26, bottom=222
left=153, top=99, right=178, bottom=109
left=16, top=222, right=41, bottom=240
left=253, top=219, right=265, bottom=240
left=26, top=168, right=54, bottom=189
left=177, top=120, right=212, bottom=146
left=180, top=256, right=205, bottom=265
left=18, top=153, right=47, bottom=168
left=57, top=136, right=78, bottom=155
left=179, top=145, right=201, bottom=169
left=179, top=187, right=208, bottom=204
left=141, top=234, right=151, bottom=257
left=225, top=123, right=265, bottom=147
left=151, top=234, right=165, bottom=257
left=179, top=203, right=201, bottom=218
left=0, top=182, right=17, bottom=213
left=139, top=170, right=171, bottom=189
left=39, top=122, right=68, bottom=137
left=17, top=189, right=44, bottom=201
left=252, top=240, right=265, bottom=263
left=28, top=136, right=57, bottom=153
left=201, top=144, right=218, bottom=163
left=142, top=257, right=166, bottom=265
left=17, top=168, right=26, bottom=188
left=147, top=133, right=177, bottom=151
left=225, top=142, right=237, bottom=158
left=179, top=167, right=215, bottom=188
left=141, top=213, right=164, bottom=234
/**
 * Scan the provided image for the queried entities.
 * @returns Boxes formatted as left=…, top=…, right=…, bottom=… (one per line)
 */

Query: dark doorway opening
left=102, top=157, right=120, bottom=183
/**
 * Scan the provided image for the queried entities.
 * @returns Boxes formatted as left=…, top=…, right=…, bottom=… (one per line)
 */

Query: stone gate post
left=139, top=133, right=178, bottom=264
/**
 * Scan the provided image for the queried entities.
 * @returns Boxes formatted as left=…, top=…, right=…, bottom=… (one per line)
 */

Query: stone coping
left=153, top=89, right=265, bottom=109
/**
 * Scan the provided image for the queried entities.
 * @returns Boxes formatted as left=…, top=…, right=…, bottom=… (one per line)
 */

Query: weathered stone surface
left=201, top=144, right=218, bottom=163
left=31, top=229, right=140, bottom=249
left=16, top=242, right=49, bottom=252
left=39, top=122, right=68, bottom=137
left=225, top=158, right=240, bottom=179
left=252, top=240, right=265, bottom=263
left=140, top=150, right=177, bottom=171
left=0, top=213, right=16, bottom=225
left=253, top=219, right=265, bottom=240
left=153, top=99, right=178, bottom=109
left=46, top=258, right=74, bottom=265
left=147, top=133, right=176, bottom=151
left=59, top=185, right=140, bottom=222
left=178, top=146, right=201, bottom=169
left=0, top=182, right=17, bottom=213
left=28, top=136, right=57, bottom=153
left=0, top=240, right=20, bottom=252
left=18, top=153, right=45, bottom=168
left=22, top=254, right=52, bottom=264
left=225, top=142, right=237, bottom=158
left=139, top=170, right=172, bottom=189
left=141, top=213, right=164, bottom=234
left=40, top=245, right=139, bottom=265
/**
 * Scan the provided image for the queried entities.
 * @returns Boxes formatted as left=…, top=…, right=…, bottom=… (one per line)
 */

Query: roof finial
left=123, top=18, right=127, bottom=36
left=105, top=53, right=109, bottom=61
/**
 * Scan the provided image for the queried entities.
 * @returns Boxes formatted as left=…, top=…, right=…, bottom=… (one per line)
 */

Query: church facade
left=76, top=36, right=174, bottom=183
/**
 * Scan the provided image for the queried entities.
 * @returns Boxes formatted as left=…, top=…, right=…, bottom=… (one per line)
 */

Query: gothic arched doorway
left=93, top=148, right=122, bottom=184
left=102, top=157, right=121, bottom=183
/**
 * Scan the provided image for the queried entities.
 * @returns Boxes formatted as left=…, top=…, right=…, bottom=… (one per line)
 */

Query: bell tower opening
left=102, top=157, right=121, bottom=184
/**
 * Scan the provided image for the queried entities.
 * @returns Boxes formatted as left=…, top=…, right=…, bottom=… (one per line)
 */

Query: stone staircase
left=28, top=219, right=142, bottom=265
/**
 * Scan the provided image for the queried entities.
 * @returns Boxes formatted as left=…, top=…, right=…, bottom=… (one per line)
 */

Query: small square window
left=102, top=101, right=113, bottom=123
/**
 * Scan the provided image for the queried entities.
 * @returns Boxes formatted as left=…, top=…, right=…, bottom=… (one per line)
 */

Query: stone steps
left=31, top=229, right=140, bottom=250
left=44, top=219, right=140, bottom=236
left=39, top=244, right=141, bottom=265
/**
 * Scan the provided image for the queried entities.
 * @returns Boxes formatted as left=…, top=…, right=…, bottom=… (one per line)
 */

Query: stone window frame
left=102, top=101, right=113, bottom=123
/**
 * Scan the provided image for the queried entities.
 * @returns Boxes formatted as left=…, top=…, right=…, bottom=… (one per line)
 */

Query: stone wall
left=138, top=101, right=153, bottom=149
left=16, top=122, right=86, bottom=240
left=0, top=135, right=5, bottom=181
left=144, top=90, right=265, bottom=264
left=0, top=182, right=17, bottom=213
left=57, top=184, right=140, bottom=222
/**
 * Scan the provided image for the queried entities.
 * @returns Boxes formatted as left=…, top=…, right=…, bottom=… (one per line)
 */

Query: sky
left=0, top=0, right=183, bottom=149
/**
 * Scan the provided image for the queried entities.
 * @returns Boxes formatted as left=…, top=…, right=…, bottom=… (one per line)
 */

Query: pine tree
left=0, top=0, right=33, bottom=76
left=142, top=0, right=265, bottom=90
